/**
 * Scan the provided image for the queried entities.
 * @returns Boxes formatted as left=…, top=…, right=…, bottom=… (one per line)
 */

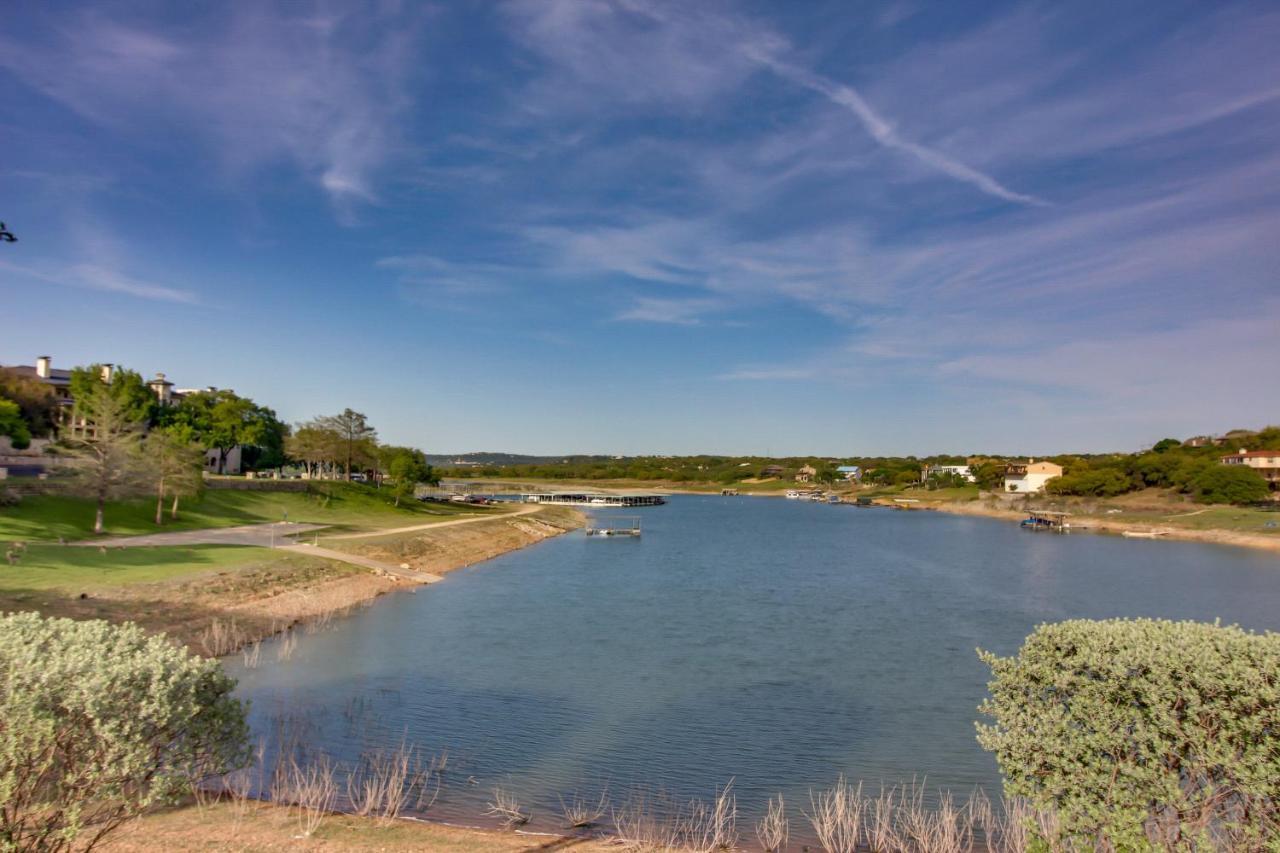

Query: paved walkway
left=67, top=508, right=547, bottom=584
left=68, top=517, right=503, bottom=584
left=323, top=503, right=541, bottom=539
left=71, top=522, right=327, bottom=548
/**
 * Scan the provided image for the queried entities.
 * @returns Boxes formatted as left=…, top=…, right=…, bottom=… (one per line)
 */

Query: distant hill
left=426, top=452, right=614, bottom=467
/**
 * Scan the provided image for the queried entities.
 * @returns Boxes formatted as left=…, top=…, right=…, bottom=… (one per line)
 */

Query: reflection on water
left=231, top=495, right=1280, bottom=833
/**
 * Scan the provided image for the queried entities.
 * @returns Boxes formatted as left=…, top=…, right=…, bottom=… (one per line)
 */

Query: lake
left=230, top=495, right=1280, bottom=832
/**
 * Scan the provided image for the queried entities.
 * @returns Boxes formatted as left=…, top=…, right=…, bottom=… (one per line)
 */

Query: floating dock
left=521, top=491, right=666, bottom=507
left=585, top=515, right=642, bottom=537
left=1021, top=510, right=1070, bottom=532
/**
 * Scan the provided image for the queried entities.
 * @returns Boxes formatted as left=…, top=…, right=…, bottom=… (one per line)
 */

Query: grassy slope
left=0, top=482, right=488, bottom=542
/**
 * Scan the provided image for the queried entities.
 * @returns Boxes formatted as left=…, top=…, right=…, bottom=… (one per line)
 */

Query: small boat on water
left=827, top=495, right=842, bottom=504
left=1121, top=530, right=1169, bottom=539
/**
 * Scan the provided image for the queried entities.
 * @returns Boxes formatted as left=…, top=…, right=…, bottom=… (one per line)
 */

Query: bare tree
left=61, top=388, right=148, bottom=534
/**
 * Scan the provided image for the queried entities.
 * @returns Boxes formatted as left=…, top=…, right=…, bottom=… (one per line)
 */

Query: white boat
left=589, top=497, right=609, bottom=505
left=785, top=490, right=801, bottom=499
left=1122, top=530, right=1168, bottom=539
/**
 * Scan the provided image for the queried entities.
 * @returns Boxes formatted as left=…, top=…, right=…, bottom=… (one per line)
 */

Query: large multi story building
left=1, top=355, right=241, bottom=474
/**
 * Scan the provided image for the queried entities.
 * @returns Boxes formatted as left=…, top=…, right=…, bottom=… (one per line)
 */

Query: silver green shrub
left=0, top=613, right=249, bottom=852
left=978, top=618, right=1280, bottom=849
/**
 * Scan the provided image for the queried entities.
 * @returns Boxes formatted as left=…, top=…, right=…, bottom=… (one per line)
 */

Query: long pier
left=520, top=491, right=666, bottom=507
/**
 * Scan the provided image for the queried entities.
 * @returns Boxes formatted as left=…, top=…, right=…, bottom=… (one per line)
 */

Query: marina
left=520, top=491, right=666, bottom=507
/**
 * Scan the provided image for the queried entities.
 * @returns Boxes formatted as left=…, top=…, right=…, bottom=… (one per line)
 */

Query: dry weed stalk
left=241, top=640, right=261, bottom=668
left=343, top=741, right=437, bottom=824
left=684, top=779, right=737, bottom=852
left=276, top=629, right=297, bottom=662
left=486, top=786, right=530, bottom=829
left=277, top=753, right=338, bottom=837
left=755, top=793, right=789, bottom=852
left=611, top=796, right=681, bottom=852
left=805, top=776, right=864, bottom=853
left=198, top=617, right=247, bottom=657
left=559, top=788, right=610, bottom=828
left=866, top=785, right=902, bottom=852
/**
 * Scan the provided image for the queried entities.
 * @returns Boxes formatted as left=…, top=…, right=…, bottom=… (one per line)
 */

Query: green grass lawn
left=863, top=484, right=982, bottom=502
left=0, top=482, right=489, bottom=542
left=0, top=543, right=293, bottom=591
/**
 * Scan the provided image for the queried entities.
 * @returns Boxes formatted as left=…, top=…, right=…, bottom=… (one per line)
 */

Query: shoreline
left=900, top=499, right=1280, bottom=555
left=451, top=478, right=1280, bottom=555
left=217, top=504, right=585, bottom=653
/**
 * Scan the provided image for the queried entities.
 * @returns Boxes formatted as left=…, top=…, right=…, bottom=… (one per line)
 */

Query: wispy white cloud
left=0, top=6, right=424, bottom=213
left=614, top=296, right=720, bottom=325
left=0, top=259, right=199, bottom=304
left=738, top=46, right=1045, bottom=206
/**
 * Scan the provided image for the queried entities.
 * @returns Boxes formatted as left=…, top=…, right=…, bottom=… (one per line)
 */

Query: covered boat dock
left=520, top=492, right=667, bottom=507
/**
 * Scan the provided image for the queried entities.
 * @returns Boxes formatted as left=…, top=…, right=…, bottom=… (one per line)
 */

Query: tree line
left=439, top=431, right=1279, bottom=505
left=0, top=363, right=439, bottom=531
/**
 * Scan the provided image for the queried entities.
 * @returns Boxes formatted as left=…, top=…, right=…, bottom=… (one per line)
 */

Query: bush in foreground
left=978, top=619, right=1280, bottom=849
left=0, top=613, right=249, bottom=852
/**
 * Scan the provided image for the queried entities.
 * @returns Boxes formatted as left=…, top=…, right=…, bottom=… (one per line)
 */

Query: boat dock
left=585, top=515, right=642, bottom=537
left=521, top=491, right=666, bottom=507
left=1021, top=510, right=1070, bottom=532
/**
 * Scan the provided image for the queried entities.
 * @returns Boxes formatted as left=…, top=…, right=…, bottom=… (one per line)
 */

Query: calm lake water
left=231, top=495, right=1280, bottom=831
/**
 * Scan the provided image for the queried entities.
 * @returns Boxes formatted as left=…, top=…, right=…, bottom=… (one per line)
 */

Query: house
left=1003, top=459, right=1063, bottom=493
left=923, top=464, right=975, bottom=483
left=795, top=464, right=817, bottom=483
left=836, top=465, right=862, bottom=481
left=1220, top=449, right=1280, bottom=490
left=1, top=355, right=239, bottom=474
left=760, top=465, right=785, bottom=478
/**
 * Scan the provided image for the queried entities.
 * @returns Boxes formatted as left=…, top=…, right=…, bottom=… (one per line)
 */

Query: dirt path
left=278, top=543, right=443, bottom=583
left=324, top=503, right=542, bottom=539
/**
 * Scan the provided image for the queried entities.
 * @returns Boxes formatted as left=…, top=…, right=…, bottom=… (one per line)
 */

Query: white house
left=924, top=464, right=975, bottom=483
left=1003, top=460, right=1063, bottom=493
left=836, top=465, right=862, bottom=481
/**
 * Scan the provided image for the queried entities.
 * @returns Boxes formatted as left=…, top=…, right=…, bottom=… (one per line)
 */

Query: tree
left=167, top=390, right=280, bottom=475
left=143, top=428, right=205, bottom=524
left=0, top=398, right=31, bottom=449
left=1151, top=437, right=1182, bottom=453
left=286, top=422, right=342, bottom=479
left=62, top=386, right=148, bottom=534
left=978, top=619, right=1280, bottom=848
left=317, top=409, right=377, bottom=481
left=0, top=612, right=249, bottom=852
left=1189, top=464, right=1270, bottom=504
left=381, top=446, right=436, bottom=506
left=68, top=365, right=157, bottom=426
left=0, top=368, right=59, bottom=437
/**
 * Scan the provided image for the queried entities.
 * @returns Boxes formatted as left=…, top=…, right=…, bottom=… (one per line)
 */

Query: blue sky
left=2, top=1, right=1278, bottom=456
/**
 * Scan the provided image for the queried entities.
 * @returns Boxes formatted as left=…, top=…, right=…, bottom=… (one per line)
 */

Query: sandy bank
left=325, top=505, right=583, bottom=576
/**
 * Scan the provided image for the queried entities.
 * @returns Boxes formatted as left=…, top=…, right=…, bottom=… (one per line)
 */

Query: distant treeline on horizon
left=432, top=426, right=1280, bottom=501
